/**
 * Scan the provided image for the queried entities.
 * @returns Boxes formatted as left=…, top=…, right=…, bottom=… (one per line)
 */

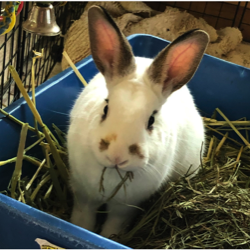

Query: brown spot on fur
left=104, top=134, right=117, bottom=142
left=99, top=134, right=117, bottom=151
left=129, top=144, right=144, bottom=159
left=99, top=139, right=110, bottom=151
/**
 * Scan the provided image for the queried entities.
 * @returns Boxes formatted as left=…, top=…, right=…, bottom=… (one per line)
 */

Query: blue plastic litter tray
left=1, top=34, right=250, bottom=249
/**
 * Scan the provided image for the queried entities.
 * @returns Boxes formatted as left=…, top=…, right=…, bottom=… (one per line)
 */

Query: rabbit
left=67, top=5, right=209, bottom=239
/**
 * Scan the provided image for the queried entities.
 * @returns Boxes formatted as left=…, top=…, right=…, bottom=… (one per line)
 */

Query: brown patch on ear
left=147, top=29, right=209, bottom=95
left=88, top=5, right=135, bottom=80
left=104, top=134, right=117, bottom=142
left=129, top=144, right=144, bottom=159
left=99, top=139, right=110, bottom=151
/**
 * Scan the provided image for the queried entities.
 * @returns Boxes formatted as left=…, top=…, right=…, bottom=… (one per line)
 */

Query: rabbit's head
left=88, top=6, right=209, bottom=172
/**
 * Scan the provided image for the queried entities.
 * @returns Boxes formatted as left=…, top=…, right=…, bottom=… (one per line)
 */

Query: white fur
left=67, top=57, right=205, bottom=238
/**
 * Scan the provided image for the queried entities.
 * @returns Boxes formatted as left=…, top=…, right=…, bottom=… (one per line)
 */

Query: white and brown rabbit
left=67, top=5, right=209, bottom=238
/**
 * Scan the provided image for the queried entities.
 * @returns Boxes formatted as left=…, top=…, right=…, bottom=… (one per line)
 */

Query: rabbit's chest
left=73, top=164, right=159, bottom=204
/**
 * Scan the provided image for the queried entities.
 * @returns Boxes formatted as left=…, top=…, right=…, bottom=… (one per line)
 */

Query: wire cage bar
left=0, top=2, right=87, bottom=109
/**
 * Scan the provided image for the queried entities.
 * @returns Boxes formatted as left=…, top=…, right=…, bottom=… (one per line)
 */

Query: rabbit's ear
left=88, top=5, right=135, bottom=81
left=147, top=29, right=209, bottom=98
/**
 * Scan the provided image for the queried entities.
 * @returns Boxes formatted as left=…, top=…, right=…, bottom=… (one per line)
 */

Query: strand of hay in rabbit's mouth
left=99, top=166, right=134, bottom=202
left=1, top=54, right=250, bottom=248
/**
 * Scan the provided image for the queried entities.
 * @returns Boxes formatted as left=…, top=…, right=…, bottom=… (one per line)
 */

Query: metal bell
left=22, top=3, right=61, bottom=36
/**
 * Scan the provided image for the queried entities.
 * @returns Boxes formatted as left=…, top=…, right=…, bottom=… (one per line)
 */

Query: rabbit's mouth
left=101, top=163, right=136, bottom=173
left=102, top=164, right=129, bottom=170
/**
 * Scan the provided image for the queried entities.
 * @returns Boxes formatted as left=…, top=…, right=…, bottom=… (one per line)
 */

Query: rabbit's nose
left=106, top=156, right=128, bottom=166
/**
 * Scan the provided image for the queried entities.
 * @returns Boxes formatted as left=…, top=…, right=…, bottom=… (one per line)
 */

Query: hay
left=113, top=110, right=250, bottom=249
left=1, top=54, right=72, bottom=220
left=1, top=52, right=250, bottom=248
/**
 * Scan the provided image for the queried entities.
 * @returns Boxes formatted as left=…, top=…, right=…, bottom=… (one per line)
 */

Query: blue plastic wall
left=0, top=34, right=250, bottom=248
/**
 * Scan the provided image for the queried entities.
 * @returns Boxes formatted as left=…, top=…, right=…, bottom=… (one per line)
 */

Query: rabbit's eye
left=102, top=105, right=109, bottom=120
left=147, top=110, right=157, bottom=130
left=147, top=116, right=155, bottom=130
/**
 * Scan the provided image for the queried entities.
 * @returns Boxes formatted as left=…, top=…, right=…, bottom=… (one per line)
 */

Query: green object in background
left=15, top=2, right=19, bottom=11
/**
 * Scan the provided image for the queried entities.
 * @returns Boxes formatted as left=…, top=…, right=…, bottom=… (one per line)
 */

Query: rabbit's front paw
left=100, top=220, right=123, bottom=238
left=71, top=202, right=97, bottom=232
